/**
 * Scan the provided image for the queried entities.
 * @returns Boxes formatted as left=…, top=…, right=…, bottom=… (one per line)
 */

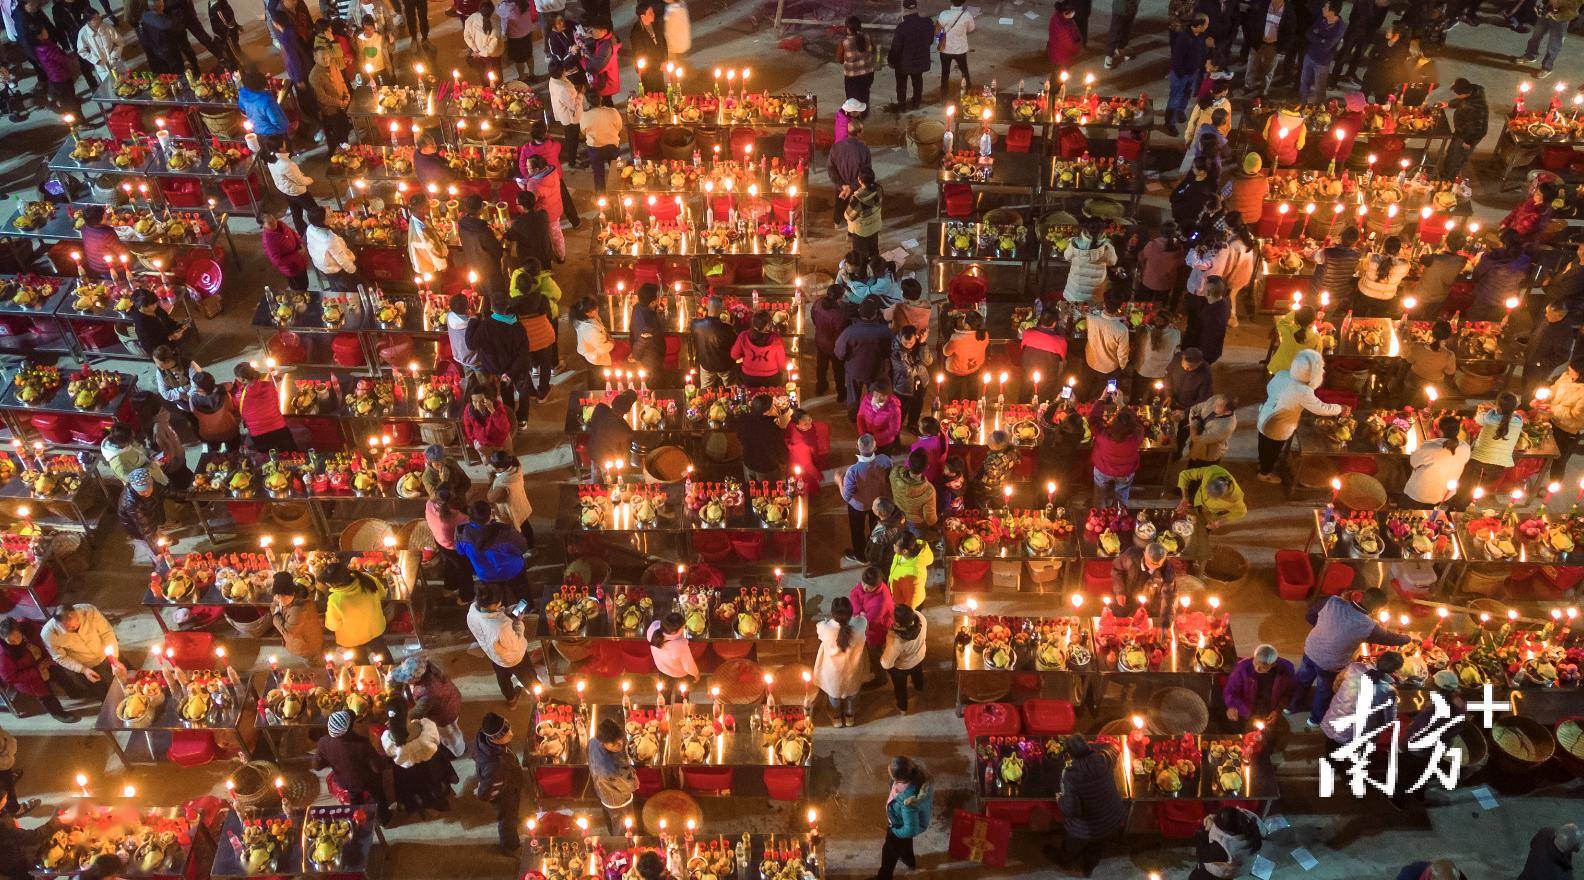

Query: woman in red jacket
left=730, top=311, right=789, bottom=386
left=1089, top=401, right=1143, bottom=507
left=0, top=618, right=76, bottom=722
left=1047, top=4, right=1082, bottom=69
left=233, top=363, right=296, bottom=452
left=462, top=376, right=513, bottom=460
left=261, top=211, right=310, bottom=290
left=856, top=380, right=904, bottom=451
left=785, top=409, right=828, bottom=498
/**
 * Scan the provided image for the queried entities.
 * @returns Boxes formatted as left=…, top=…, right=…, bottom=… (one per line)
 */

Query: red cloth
left=235, top=378, right=287, bottom=436
left=848, top=582, right=895, bottom=648
left=0, top=634, right=53, bottom=697
left=1046, top=14, right=1081, bottom=67
left=261, top=222, right=309, bottom=278
left=461, top=401, right=512, bottom=448
left=785, top=423, right=827, bottom=490
left=518, top=138, right=563, bottom=175
left=1321, top=110, right=1364, bottom=163
left=856, top=394, right=903, bottom=449
left=1501, top=198, right=1552, bottom=241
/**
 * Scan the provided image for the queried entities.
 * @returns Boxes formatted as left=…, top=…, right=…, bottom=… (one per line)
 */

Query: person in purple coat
left=1222, top=644, right=1296, bottom=747
left=812, top=284, right=852, bottom=401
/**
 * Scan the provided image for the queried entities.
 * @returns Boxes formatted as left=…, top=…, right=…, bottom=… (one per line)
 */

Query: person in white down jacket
left=1256, top=348, right=1343, bottom=482
left=1062, top=225, right=1118, bottom=303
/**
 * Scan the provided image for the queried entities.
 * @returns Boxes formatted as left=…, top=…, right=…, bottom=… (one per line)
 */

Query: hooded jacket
left=731, top=329, right=788, bottom=379
left=1177, top=464, right=1247, bottom=524
left=1448, top=85, right=1489, bottom=145
left=1060, top=741, right=1126, bottom=840
left=857, top=394, right=903, bottom=449
left=690, top=315, right=736, bottom=373
left=890, top=335, right=935, bottom=397
left=888, top=465, right=938, bottom=528
left=887, top=11, right=933, bottom=74
left=1198, top=808, right=1265, bottom=879
left=886, top=781, right=934, bottom=839
left=1257, top=349, right=1341, bottom=441
left=1062, top=234, right=1118, bottom=303
left=467, top=605, right=529, bottom=666
left=467, top=312, right=533, bottom=380
left=1262, top=109, right=1308, bottom=166
left=888, top=544, right=933, bottom=607
left=101, top=438, right=166, bottom=486
left=1321, top=661, right=1396, bottom=740
left=473, top=729, right=524, bottom=802
left=1186, top=399, right=1236, bottom=461
left=1549, top=371, right=1584, bottom=434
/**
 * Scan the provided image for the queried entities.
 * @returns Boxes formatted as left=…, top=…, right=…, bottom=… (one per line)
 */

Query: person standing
left=581, top=96, right=624, bottom=191
left=1165, top=14, right=1209, bottom=135
left=626, top=2, right=665, bottom=92
left=308, top=53, right=353, bottom=150
left=846, top=167, right=883, bottom=259
left=1104, top=0, right=1139, bottom=67
left=457, top=194, right=507, bottom=296
left=321, top=561, right=389, bottom=660
left=736, top=395, right=790, bottom=481
left=588, top=719, right=638, bottom=831
left=1062, top=223, right=1118, bottom=304
left=1255, top=349, right=1342, bottom=482
left=1520, top=0, right=1580, bottom=77
left=73, top=8, right=118, bottom=86
left=1298, top=1, right=1345, bottom=103
left=730, top=310, right=788, bottom=386
left=39, top=605, right=116, bottom=698
left=1547, top=360, right=1584, bottom=479
left=312, top=711, right=394, bottom=823
left=1403, top=415, right=1470, bottom=507
left=689, top=297, right=736, bottom=388
left=1242, top=0, right=1292, bottom=94
left=1440, top=78, right=1488, bottom=179
left=305, top=208, right=361, bottom=292
left=646, top=613, right=699, bottom=683
left=880, top=605, right=926, bottom=713
left=941, top=311, right=989, bottom=401
left=877, top=756, right=933, bottom=880
left=849, top=565, right=894, bottom=679
left=827, top=119, right=872, bottom=230
left=663, top=0, right=689, bottom=60
left=261, top=212, right=310, bottom=290
left=812, top=285, right=851, bottom=400
left=841, top=434, right=892, bottom=564
left=886, top=0, right=931, bottom=111
left=1525, top=299, right=1576, bottom=392
left=814, top=597, right=868, bottom=726
left=1047, top=736, right=1125, bottom=875
left=834, top=297, right=894, bottom=420
left=498, top=0, right=534, bottom=79
left=1333, top=0, right=1390, bottom=85
left=582, top=20, right=621, bottom=103
left=857, top=381, right=904, bottom=453
left=472, top=713, right=523, bottom=855
left=466, top=586, right=537, bottom=704
left=1047, top=2, right=1081, bottom=70
left=935, top=0, right=973, bottom=97
left=837, top=15, right=875, bottom=106
left=1084, top=294, right=1131, bottom=394
left=890, top=325, right=933, bottom=434
left=1292, top=588, right=1409, bottom=726
left=379, top=697, right=454, bottom=819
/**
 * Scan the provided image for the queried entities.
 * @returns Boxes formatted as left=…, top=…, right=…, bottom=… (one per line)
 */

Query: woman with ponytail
left=1467, top=391, right=1525, bottom=484
left=646, top=611, right=699, bottom=684
left=1268, top=305, right=1324, bottom=375
left=1405, top=319, right=1457, bottom=389
left=814, top=596, right=869, bottom=727
left=1354, top=235, right=1412, bottom=317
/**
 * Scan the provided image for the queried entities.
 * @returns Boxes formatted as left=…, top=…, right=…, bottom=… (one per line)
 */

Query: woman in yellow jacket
left=323, top=561, right=391, bottom=660
left=1267, top=306, right=1326, bottom=375
left=888, top=534, right=934, bottom=608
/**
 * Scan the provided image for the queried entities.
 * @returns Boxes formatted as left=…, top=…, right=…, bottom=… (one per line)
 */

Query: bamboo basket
left=1488, top=715, right=1555, bottom=773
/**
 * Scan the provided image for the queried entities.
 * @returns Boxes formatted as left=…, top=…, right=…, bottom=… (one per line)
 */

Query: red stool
left=1337, top=456, right=1378, bottom=476
left=108, top=105, right=146, bottom=139
left=1445, top=280, right=1476, bottom=316
left=331, top=334, right=366, bottom=367
left=631, top=127, right=664, bottom=159
left=75, top=322, right=118, bottom=350
left=327, top=777, right=355, bottom=805
left=160, top=113, right=195, bottom=138
left=620, top=641, right=657, bottom=673
left=1082, top=560, right=1113, bottom=592
left=220, top=176, right=259, bottom=211
left=984, top=801, right=1039, bottom=827
left=710, top=194, right=735, bottom=223
left=729, top=533, right=764, bottom=562
left=1542, top=146, right=1579, bottom=170
left=963, top=702, right=1022, bottom=738
left=582, top=642, right=625, bottom=678
left=382, top=422, right=415, bottom=445
left=942, top=183, right=976, bottom=218
left=30, top=414, right=72, bottom=444
left=762, top=767, right=805, bottom=801
left=1275, top=550, right=1314, bottom=600
left=1020, top=699, right=1077, bottom=736
left=302, top=418, right=344, bottom=449
left=712, top=640, right=753, bottom=660
left=647, top=198, right=683, bottom=224
left=1541, top=566, right=1584, bottom=593
left=663, top=336, right=681, bottom=369
left=386, top=608, right=415, bottom=634
left=533, top=767, right=577, bottom=797
left=636, top=767, right=665, bottom=797
left=1319, top=563, right=1355, bottom=596
left=730, top=258, right=765, bottom=284
left=948, top=271, right=988, bottom=308
left=609, top=339, right=632, bottom=363
left=162, top=631, right=215, bottom=668
left=781, top=127, right=813, bottom=166
left=729, top=127, right=758, bottom=159
left=267, top=331, right=307, bottom=365
left=682, top=767, right=734, bottom=795
left=227, top=501, right=263, bottom=525
left=358, top=247, right=406, bottom=283
left=1156, top=800, right=1206, bottom=838
left=1005, top=123, right=1034, bottom=153
left=1116, top=129, right=1144, bottom=162
left=167, top=731, right=219, bottom=766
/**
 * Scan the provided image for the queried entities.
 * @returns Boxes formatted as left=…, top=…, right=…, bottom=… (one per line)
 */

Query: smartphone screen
left=509, top=600, right=529, bottom=618
left=1060, top=386, right=1073, bottom=400
left=1105, top=380, right=1118, bottom=395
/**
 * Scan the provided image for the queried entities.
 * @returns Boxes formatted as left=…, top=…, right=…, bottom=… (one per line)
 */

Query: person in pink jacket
left=785, top=409, right=828, bottom=497
left=856, top=381, right=904, bottom=451
left=848, top=566, right=894, bottom=677
left=517, top=120, right=580, bottom=232
left=909, top=416, right=949, bottom=482
left=261, top=212, right=310, bottom=290
left=521, top=154, right=566, bottom=262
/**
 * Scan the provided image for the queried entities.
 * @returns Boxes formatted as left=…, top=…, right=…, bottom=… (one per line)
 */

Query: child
left=355, top=17, right=389, bottom=83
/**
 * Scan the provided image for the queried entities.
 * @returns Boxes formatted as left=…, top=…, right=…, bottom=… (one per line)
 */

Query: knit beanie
left=327, top=710, right=354, bottom=737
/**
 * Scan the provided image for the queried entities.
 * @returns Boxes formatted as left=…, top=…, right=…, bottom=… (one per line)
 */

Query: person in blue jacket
left=878, top=756, right=933, bottom=880
left=238, top=68, right=288, bottom=144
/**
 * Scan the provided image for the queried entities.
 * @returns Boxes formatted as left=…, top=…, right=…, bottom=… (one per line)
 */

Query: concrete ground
left=0, top=0, right=1580, bottom=877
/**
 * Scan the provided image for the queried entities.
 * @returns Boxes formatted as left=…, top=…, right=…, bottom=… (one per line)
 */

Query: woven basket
left=1296, top=457, right=1336, bottom=490
left=396, top=518, right=436, bottom=552
left=266, top=502, right=314, bottom=531
left=229, top=760, right=285, bottom=814
left=644, top=446, right=693, bottom=483
left=52, top=532, right=89, bottom=578
left=1453, top=717, right=1489, bottom=777
left=1554, top=717, right=1584, bottom=776
left=565, top=557, right=611, bottom=587
left=1148, top=686, right=1209, bottom=735
left=340, top=518, right=396, bottom=551
left=1490, top=716, right=1555, bottom=772
left=960, top=672, right=1011, bottom=704
left=1338, top=474, right=1387, bottom=513
left=224, top=605, right=272, bottom=637
left=1204, top=546, right=1250, bottom=588
left=710, top=658, right=767, bottom=704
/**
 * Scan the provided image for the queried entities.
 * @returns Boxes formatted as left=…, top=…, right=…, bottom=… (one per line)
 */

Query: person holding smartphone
left=467, top=585, right=538, bottom=706
left=129, top=289, right=192, bottom=360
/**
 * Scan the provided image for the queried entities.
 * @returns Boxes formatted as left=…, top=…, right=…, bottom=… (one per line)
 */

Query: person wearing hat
left=390, top=654, right=465, bottom=757
left=311, top=709, right=393, bottom=823
left=1175, top=464, right=1247, bottom=528
left=880, top=603, right=927, bottom=714
left=419, top=445, right=470, bottom=501
left=1110, top=542, right=1177, bottom=623
left=1222, top=154, right=1270, bottom=221
left=473, top=712, right=524, bottom=854
left=270, top=574, right=323, bottom=660
left=1256, top=349, right=1344, bottom=482
left=1047, top=735, right=1125, bottom=874
left=885, top=0, right=932, bottom=112
left=321, top=561, right=390, bottom=660
left=116, top=468, right=166, bottom=556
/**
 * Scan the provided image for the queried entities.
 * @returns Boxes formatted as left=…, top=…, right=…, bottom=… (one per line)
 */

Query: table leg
left=106, top=731, right=133, bottom=771
left=541, top=637, right=560, bottom=685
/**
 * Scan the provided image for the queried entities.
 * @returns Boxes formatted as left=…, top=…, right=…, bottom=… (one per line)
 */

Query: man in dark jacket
left=735, top=394, right=789, bottom=480
left=827, top=119, right=873, bottom=227
left=1525, top=298, right=1577, bottom=392
left=473, top=713, right=524, bottom=855
left=833, top=297, right=894, bottom=420
left=136, top=0, right=191, bottom=75
left=1196, top=0, right=1239, bottom=57
left=504, top=191, right=554, bottom=272
left=1166, top=347, right=1215, bottom=410
left=1519, top=0, right=1582, bottom=76
left=1297, top=0, right=1345, bottom=102
left=1164, top=14, right=1209, bottom=133
left=887, top=0, right=933, bottom=111
left=812, top=284, right=852, bottom=400
left=116, top=468, right=165, bottom=550
left=1358, top=23, right=1408, bottom=101
left=1518, top=824, right=1579, bottom=880
left=1544, top=243, right=1584, bottom=325
left=311, top=710, right=393, bottom=822
left=690, top=297, right=737, bottom=387
left=1047, top=736, right=1125, bottom=875
left=1441, top=78, right=1488, bottom=179
left=1104, top=0, right=1141, bottom=67
left=1334, top=0, right=1390, bottom=83
left=627, top=2, right=666, bottom=92
left=457, top=194, right=507, bottom=297
left=1110, top=542, right=1178, bottom=624
left=466, top=295, right=537, bottom=422
left=1243, top=0, right=1297, bottom=91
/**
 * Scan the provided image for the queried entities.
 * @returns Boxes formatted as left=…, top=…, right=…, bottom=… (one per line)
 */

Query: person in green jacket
left=1175, top=464, right=1247, bottom=528
left=508, top=258, right=563, bottom=317
left=879, top=756, right=934, bottom=880
left=888, top=450, right=938, bottom=534
left=322, top=561, right=391, bottom=658
left=888, top=534, right=934, bottom=608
